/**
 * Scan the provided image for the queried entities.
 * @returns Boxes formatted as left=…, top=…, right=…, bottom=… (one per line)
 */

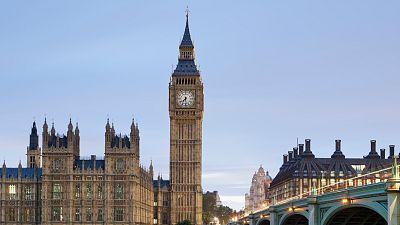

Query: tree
left=176, top=220, right=192, bottom=225
left=203, top=193, right=217, bottom=224
left=203, top=192, right=234, bottom=225
left=215, top=205, right=233, bottom=225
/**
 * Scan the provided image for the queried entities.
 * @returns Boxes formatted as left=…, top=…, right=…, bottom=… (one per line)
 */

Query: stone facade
left=245, top=166, right=272, bottom=212
left=168, top=13, right=204, bottom=225
left=153, top=13, right=204, bottom=225
left=1, top=119, right=154, bottom=225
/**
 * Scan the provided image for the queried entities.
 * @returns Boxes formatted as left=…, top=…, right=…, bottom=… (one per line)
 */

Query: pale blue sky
left=0, top=1, right=399, bottom=210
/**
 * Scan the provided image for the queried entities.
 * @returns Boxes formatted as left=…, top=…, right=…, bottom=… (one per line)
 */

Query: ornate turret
left=67, top=118, right=74, bottom=148
left=68, top=118, right=73, bottom=132
left=42, top=118, right=48, bottom=146
left=29, top=121, right=39, bottom=150
left=73, top=122, right=80, bottom=159
left=149, top=160, right=154, bottom=176
left=50, top=122, right=56, bottom=136
left=105, top=118, right=111, bottom=148
left=27, top=121, right=41, bottom=168
left=130, top=118, right=140, bottom=156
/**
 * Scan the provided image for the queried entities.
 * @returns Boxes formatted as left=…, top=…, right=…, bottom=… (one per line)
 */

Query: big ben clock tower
left=169, top=12, right=203, bottom=225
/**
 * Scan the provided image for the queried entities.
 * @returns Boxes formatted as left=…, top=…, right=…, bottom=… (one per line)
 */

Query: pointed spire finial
left=186, top=6, right=189, bottom=22
left=68, top=117, right=73, bottom=131
left=131, top=117, right=135, bottom=130
left=179, top=7, right=194, bottom=48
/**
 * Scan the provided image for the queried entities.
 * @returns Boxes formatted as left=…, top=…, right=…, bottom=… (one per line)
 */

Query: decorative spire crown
left=68, top=118, right=73, bottom=131
left=179, top=7, right=194, bottom=49
left=173, top=9, right=199, bottom=76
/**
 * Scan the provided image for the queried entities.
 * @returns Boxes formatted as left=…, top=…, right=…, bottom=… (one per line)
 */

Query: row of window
left=293, top=168, right=387, bottom=177
left=4, top=208, right=36, bottom=222
left=272, top=177, right=388, bottom=202
left=52, top=183, right=124, bottom=200
left=180, top=51, right=194, bottom=60
left=52, top=207, right=123, bottom=222
left=74, top=208, right=103, bottom=222
left=74, top=175, right=103, bottom=180
left=6, top=184, right=35, bottom=200
left=176, top=77, right=196, bottom=85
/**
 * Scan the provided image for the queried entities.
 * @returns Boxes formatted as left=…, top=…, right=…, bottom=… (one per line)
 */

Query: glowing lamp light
left=288, top=207, right=294, bottom=212
left=341, top=198, right=350, bottom=204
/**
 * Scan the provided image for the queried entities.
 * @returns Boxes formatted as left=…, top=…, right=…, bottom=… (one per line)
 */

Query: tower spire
left=173, top=9, right=199, bottom=76
left=180, top=8, right=194, bottom=49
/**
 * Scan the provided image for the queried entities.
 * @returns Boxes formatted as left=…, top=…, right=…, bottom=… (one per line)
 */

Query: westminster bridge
left=239, top=165, right=400, bottom=225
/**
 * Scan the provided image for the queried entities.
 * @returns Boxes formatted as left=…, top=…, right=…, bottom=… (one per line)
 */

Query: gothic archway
left=281, top=214, right=308, bottom=225
left=326, top=206, right=386, bottom=225
left=257, top=219, right=270, bottom=225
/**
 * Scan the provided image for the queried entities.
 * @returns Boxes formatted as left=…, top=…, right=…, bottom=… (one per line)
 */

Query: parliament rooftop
left=269, top=139, right=395, bottom=203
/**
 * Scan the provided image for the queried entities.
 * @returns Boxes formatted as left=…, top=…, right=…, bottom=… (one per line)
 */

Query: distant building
left=245, top=166, right=272, bottom=212
left=269, top=139, right=395, bottom=203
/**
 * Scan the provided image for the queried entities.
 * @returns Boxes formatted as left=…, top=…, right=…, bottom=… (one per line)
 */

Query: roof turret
left=29, top=121, right=39, bottom=150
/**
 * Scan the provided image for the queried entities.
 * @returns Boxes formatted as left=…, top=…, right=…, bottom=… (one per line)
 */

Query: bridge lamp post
left=341, top=196, right=353, bottom=205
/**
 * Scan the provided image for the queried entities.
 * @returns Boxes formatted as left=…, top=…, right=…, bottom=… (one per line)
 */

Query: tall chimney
left=335, top=139, right=341, bottom=152
left=299, top=144, right=304, bottom=155
left=380, top=149, right=385, bottom=159
left=283, top=155, right=288, bottom=164
left=389, top=145, right=395, bottom=158
left=370, top=140, right=377, bottom=153
left=288, top=151, right=293, bottom=161
left=293, top=147, right=298, bottom=158
left=305, top=139, right=311, bottom=152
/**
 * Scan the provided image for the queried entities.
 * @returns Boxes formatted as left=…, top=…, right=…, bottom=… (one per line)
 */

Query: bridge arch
left=255, top=218, right=270, bottom=225
left=279, top=212, right=309, bottom=225
left=321, top=203, right=387, bottom=225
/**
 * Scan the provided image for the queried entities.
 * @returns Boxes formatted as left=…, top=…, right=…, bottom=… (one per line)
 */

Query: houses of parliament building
left=0, top=13, right=203, bottom=225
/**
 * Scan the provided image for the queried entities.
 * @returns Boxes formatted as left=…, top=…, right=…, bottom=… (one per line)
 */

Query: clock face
left=177, top=90, right=195, bottom=107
